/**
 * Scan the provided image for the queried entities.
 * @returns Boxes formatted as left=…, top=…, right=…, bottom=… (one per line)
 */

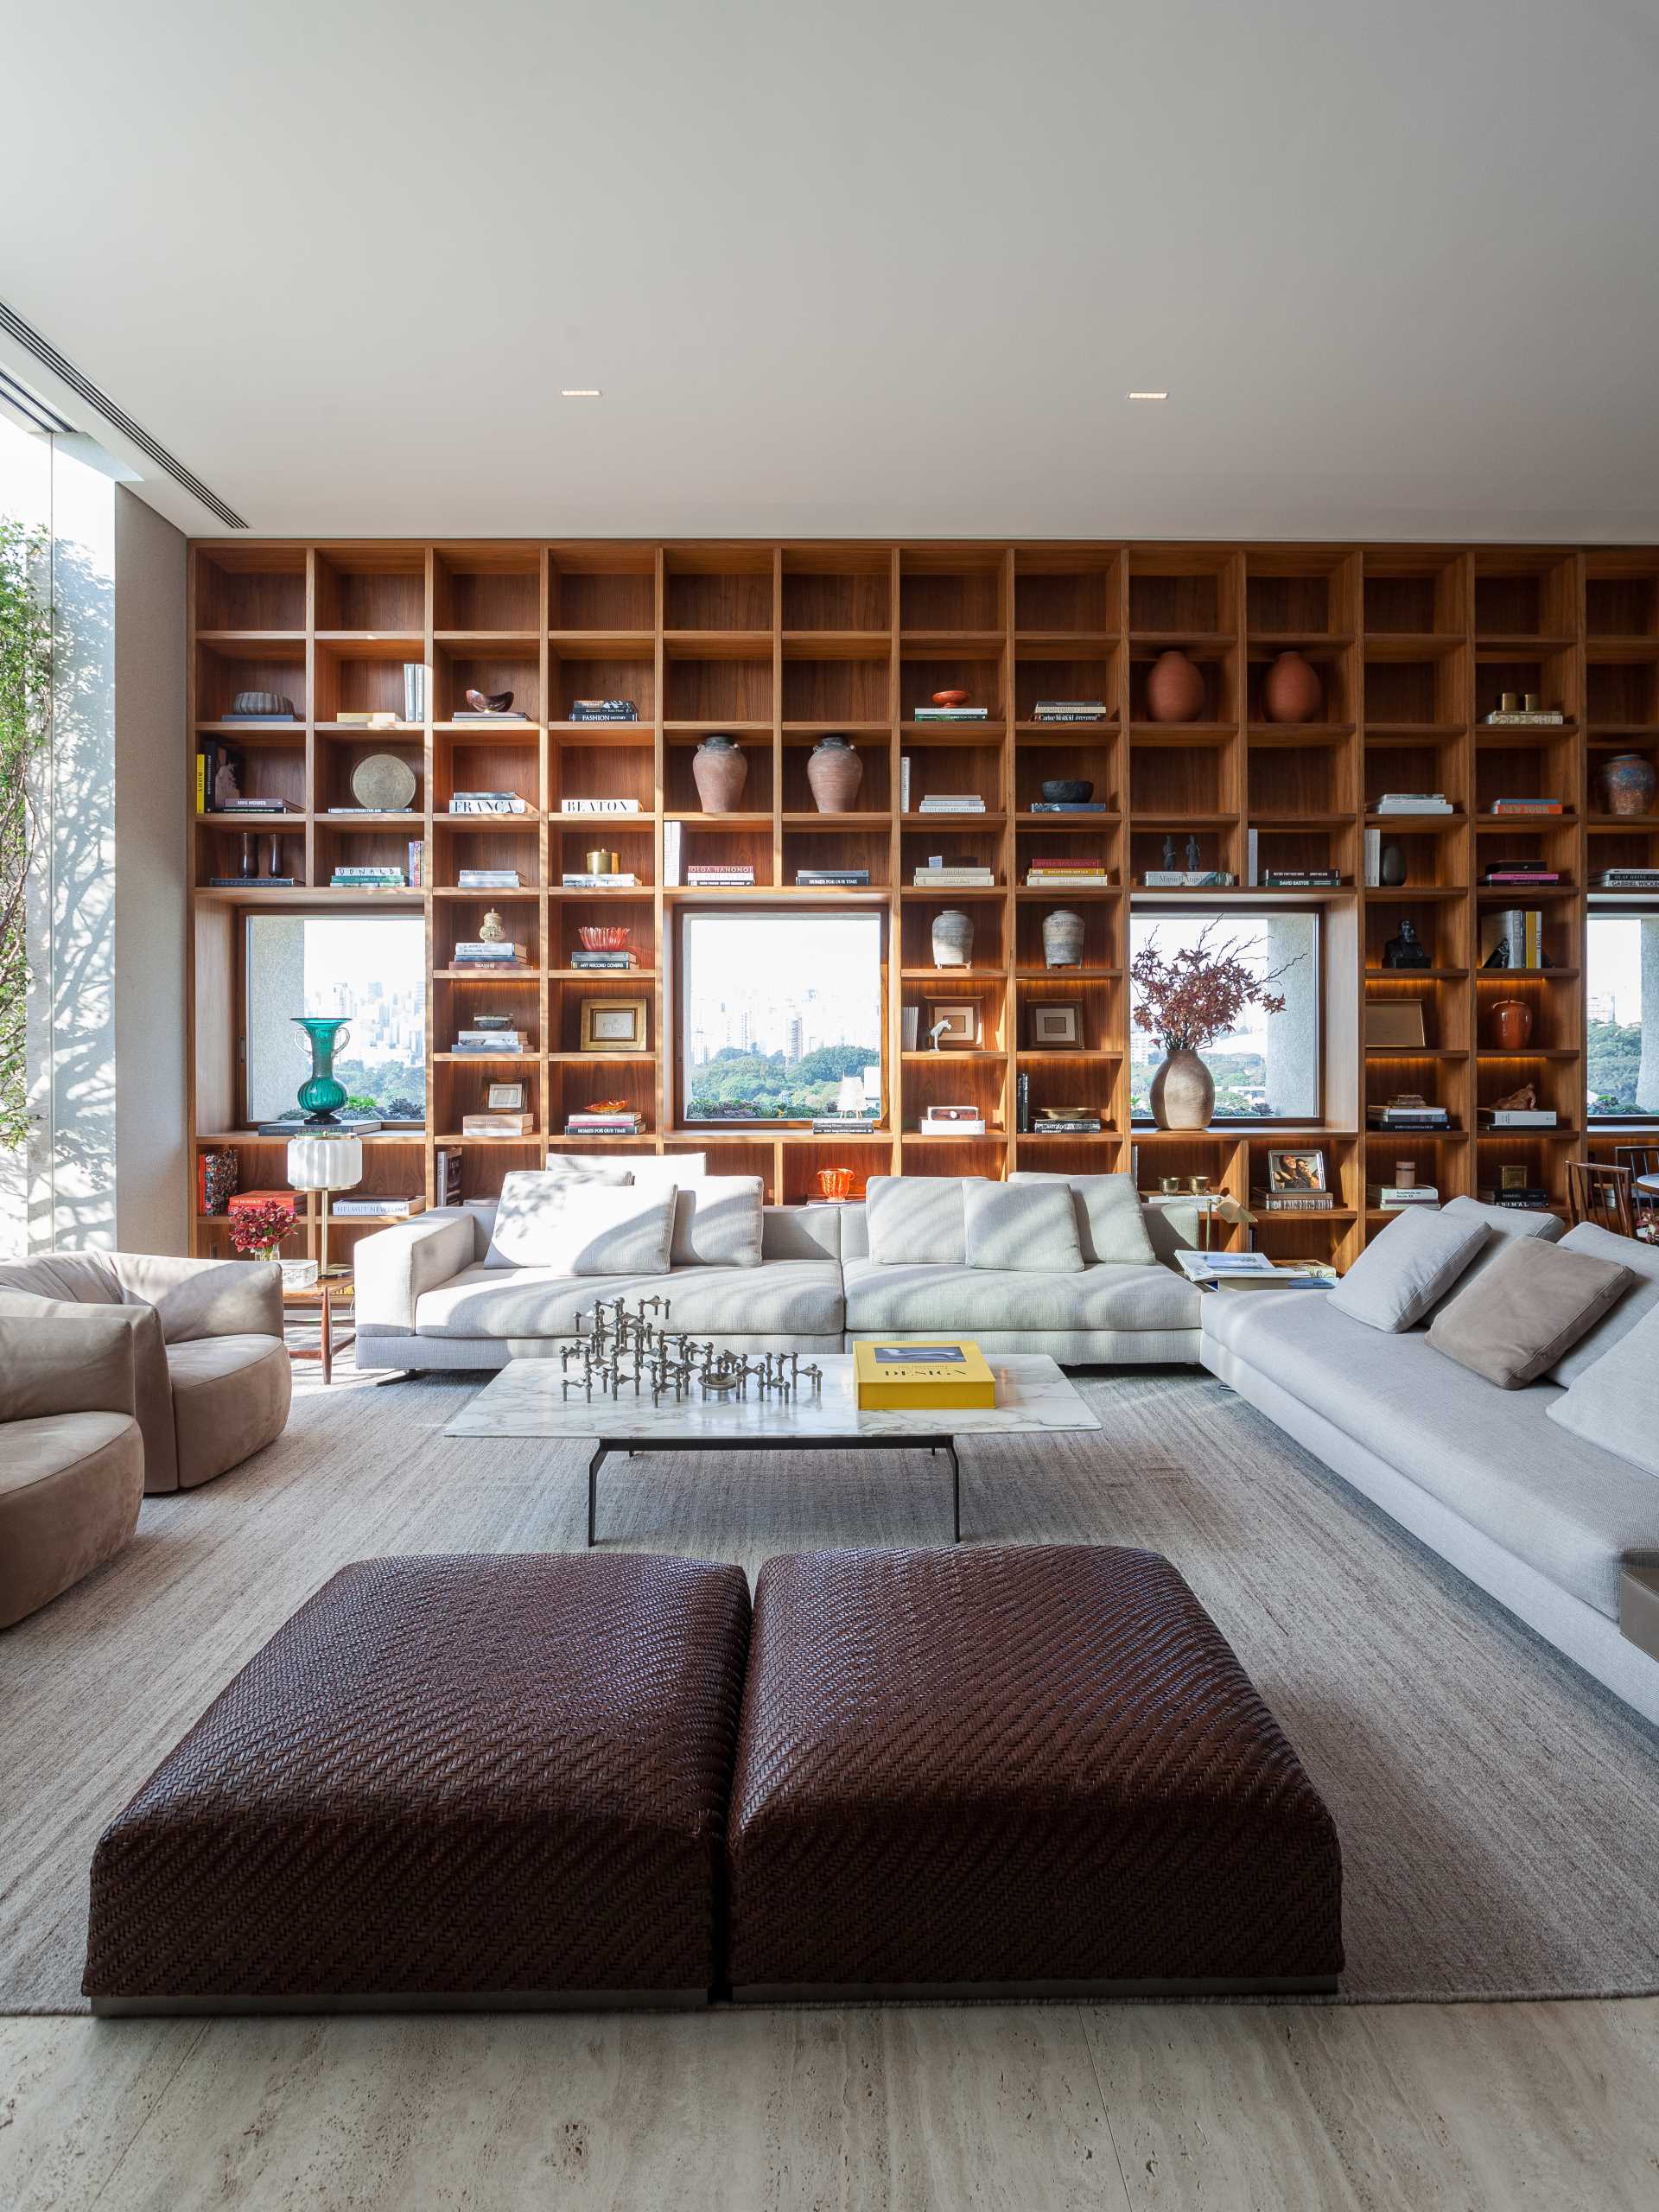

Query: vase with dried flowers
left=226, top=1197, right=297, bottom=1265
left=1130, top=925, right=1290, bottom=1128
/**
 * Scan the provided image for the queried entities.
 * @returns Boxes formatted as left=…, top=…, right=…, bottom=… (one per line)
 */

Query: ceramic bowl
left=1040, top=779, right=1093, bottom=803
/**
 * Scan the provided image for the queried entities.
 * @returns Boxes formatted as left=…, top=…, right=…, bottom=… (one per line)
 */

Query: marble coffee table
left=446, top=1351, right=1099, bottom=1545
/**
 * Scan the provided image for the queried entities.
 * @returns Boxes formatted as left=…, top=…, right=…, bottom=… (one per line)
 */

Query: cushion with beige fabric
left=864, top=1176, right=983, bottom=1265
left=483, top=1166, right=634, bottom=1268
left=1548, top=1221, right=1659, bottom=1385
left=1325, top=1206, right=1489, bottom=1333
left=1426, top=1236, right=1631, bottom=1389
left=963, top=1181, right=1084, bottom=1272
left=1547, top=1301, right=1659, bottom=1477
left=670, top=1178, right=766, bottom=1268
left=1008, top=1172, right=1158, bottom=1267
left=0, top=1308, right=144, bottom=1628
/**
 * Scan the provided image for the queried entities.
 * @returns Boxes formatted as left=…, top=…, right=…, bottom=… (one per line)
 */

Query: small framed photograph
left=1027, top=1001, right=1082, bottom=1049
left=1500, top=1164, right=1529, bottom=1192
left=926, top=1001, right=980, bottom=1048
left=1368, top=999, right=1427, bottom=1049
left=580, top=997, right=649, bottom=1053
left=1268, top=1147, right=1327, bottom=1192
left=486, top=1081, right=527, bottom=1111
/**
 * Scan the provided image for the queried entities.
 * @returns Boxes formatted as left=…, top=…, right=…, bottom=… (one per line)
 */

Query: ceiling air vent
left=0, top=298, right=248, bottom=529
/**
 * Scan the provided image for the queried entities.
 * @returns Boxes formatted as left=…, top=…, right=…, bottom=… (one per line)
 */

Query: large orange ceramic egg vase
left=1145, top=650, right=1205, bottom=723
left=1262, top=650, right=1324, bottom=724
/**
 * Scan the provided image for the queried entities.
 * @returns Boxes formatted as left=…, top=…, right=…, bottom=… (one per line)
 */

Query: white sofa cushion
left=629, top=1153, right=707, bottom=1191
left=1204, top=1290, right=1659, bottom=1618
left=864, top=1176, right=982, bottom=1265
left=484, top=1167, right=633, bottom=1267
left=510, top=1185, right=676, bottom=1276
left=963, top=1182, right=1083, bottom=1272
left=1548, top=1300, right=1659, bottom=1477
left=414, top=1258, right=844, bottom=1339
left=1429, top=1193, right=1565, bottom=1303
left=842, top=1257, right=1198, bottom=1334
left=1326, top=1205, right=1488, bottom=1332
left=1009, top=1172, right=1156, bottom=1266
left=1548, top=1221, right=1659, bottom=1385
left=670, top=1177, right=765, bottom=1268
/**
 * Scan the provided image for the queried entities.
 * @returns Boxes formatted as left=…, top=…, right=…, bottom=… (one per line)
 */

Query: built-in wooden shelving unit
left=187, top=542, right=1659, bottom=1273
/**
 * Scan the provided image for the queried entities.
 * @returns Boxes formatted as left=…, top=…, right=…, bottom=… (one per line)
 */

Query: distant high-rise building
left=1588, top=992, right=1618, bottom=1025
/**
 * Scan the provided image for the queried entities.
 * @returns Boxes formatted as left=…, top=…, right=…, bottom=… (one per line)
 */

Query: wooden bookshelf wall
left=187, top=542, right=1659, bottom=1272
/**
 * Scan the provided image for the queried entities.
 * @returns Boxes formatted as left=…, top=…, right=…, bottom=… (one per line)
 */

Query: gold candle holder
left=585, top=849, right=620, bottom=875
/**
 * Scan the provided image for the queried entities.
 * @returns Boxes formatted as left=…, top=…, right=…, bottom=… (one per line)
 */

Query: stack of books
left=1029, top=1108, right=1103, bottom=1135
left=461, top=1110, right=534, bottom=1136
left=563, top=869, right=641, bottom=887
left=458, top=868, right=521, bottom=891
left=811, top=1112, right=879, bottom=1135
left=1146, top=868, right=1236, bottom=887
left=1480, top=908, right=1547, bottom=968
left=1375, top=792, right=1453, bottom=815
left=454, top=1028, right=524, bottom=1053
left=448, top=791, right=529, bottom=815
left=1596, top=866, right=1659, bottom=889
left=1367, top=1096, right=1451, bottom=1132
left=1027, top=857, right=1109, bottom=888
left=1478, top=1185, right=1552, bottom=1210
left=331, top=861, right=406, bottom=891
left=406, top=838, right=425, bottom=887
left=686, top=862, right=755, bottom=887
left=1030, top=797, right=1109, bottom=813
left=1251, top=1187, right=1335, bottom=1212
left=1370, top=1183, right=1440, bottom=1210
left=1489, top=798, right=1563, bottom=817
left=254, top=1115, right=381, bottom=1136
left=1261, top=866, right=1342, bottom=888
left=214, top=793, right=301, bottom=816
left=913, top=861, right=996, bottom=887
left=912, top=704, right=989, bottom=722
left=1479, top=1103, right=1559, bottom=1128
left=560, top=797, right=642, bottom=814
left=1483, top=706, right=1564, bottom=726
left=436, top=1147, right=462, bottom=1208
left=404, top=664, right=426, bottom=723
left=452, top=938, right=528, bottom=969
left=567, top=700, right=638, bottom=721
left=920, top=1104, right=987, bottom=1136
left=1482, top=860, right=1561, bottom=887
left=453, top=704, right=528, bottom=722
left=571, top=946, right=637, bottom=969
left=1032, top=700, right=1107, bottom=722
left=796, top=868, right=870, bottom=887
left=916, top=794, right=987, bottom=814
left=566, top=1109, right=645, bottom=1136
left=333, top=1195, right=426, bottom=1220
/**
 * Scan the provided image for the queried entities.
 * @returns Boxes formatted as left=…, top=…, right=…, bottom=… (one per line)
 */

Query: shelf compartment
left=1014, top=550, right=1118, bottom=637
left=1245, top=549, right=1355, bottom=639
left=195, top=641, right=307, bottom=725
left=779, top=644, right=891, bottom=723
left=1362, top=551, right=1465, bottom=639
left=902, top=740, right=1002, bottom=814
left=549, top=545, right=657, bottom=632
left=314, top=548, right=425, bottom=633
left=899, top=648, right=1003, bottom=723
left=1012, top=738, right=1116, bottom=815
left=1246, top=643, right=1354, bottom=728
left=780, top=546, right=890, bottom=633
left=1248, top=739, right=1355, bottom=817
left=1586, top=560, right=1659, bottom=641
left=1363, top=894, right=1468, bottom=975
left=551, top=819, right=655, bottom=890
left=197, top=739, right=308, bottom=816
left=1473, top=646, right=1576, bottom=728
left=548, top=644, right=656, bottom=723
left=432, top=738, right=541, bottom=816
left=1128, top=647, right=1235, bottom=726
left=663, top=639, right=773, bottom=724
left=432, top=641, right=541, bottom=726
left=195, top=545, right=307, bottom=633
left=194, top=822, right=307, bottom=893
left=664, top=731, right=774, bottom=815
left=899, top=897, right=1005, bottom=974
left=1471, top=553, right=1577, bottom=644
left=1127, top=552, right=1233, bottom=638
left=551, top=893, right=655, bottom=972
left=1586, top=658, right=1659, bottom=729
left=664, top=547, right=773, bottom=632
left=432, top=547, right=540, bottom=632
left=550, top=740, right=655, bottom=818
left=781, top=737, right=892, bottom=814
left=313, top=637, right=426, bottom=726
left=432, top=896, right=541, bottom=971
left=1014, top=896, right=1116, bottom=975
left=1363, top=648, right=1466, bottom=728
left=1129, top=738, right=1236, bottom=817
left=1365, top=974, right=1468, bottom=1052
left=899, top=548, right=1004, bottom=633
left=783, top=823, right=890, bottom=890
left=1012, top=648, right=1116, bottom=723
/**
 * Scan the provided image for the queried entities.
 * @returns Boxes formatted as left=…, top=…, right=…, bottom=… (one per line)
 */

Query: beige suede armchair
left=0, top=1253, right=290, bottom=1493
left=0, top=1306, right=145, bottom=1626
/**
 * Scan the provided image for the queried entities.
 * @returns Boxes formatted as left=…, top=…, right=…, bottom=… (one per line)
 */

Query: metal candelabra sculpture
left=558, top=1295, right=823, bottom=1407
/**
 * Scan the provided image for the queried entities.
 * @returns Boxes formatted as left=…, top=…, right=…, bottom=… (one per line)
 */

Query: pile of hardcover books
left=563, top=868, right=642, bottom=887
left=1370, top=1181, right=1439, bottom=1210
left=1596, top=866, right=1659, bottom=888
left=1028, top=1107, right=1103, bottom=1135
left=1478, top=1101, right=1558, bottom=1128
left=452, top=937, right=528, bottom=969
left=461, top=1110, right=534, bottom=1136
left=1032, top=700, right=1107, bottom=721
left=1482, top=859, right=1561, bottom=887
left=458, top=868, right=521, bottom=890
left=796, top=867, right=870, bottom=887
left=686, top=862, right=755, bottom=887
left=811, top=1113, right=878, bottom=1135
left=566, top=1109, right=645, bottom=1135
left=1261, top=866, right=1341, bottom=888
left=1488, top=797, right=1562, bottom=817
left=913, top=860, right=995, bottom=887
left=332, top=861, right=406, bottom=890
left=333, top=1194, right=425, bottom=1219
left=1251, top=1186, right=1334, bottom=1211
left=1375, top=791, right=1453, bottom=815
left=571, top=944, right=636, bottom=969
left=915, top=793, right=986, bottom=813
left=560, top=797, right=642, bottom=813
left=912, top=703, right=988, bottom=721
left=1026, top=856, right=1108, bottom=888
left=448, top=790, right=528, bottom=815
left=454, top=1027, right=524, bottom=1053
left=1366, top=1094, right=1450, bottom=1131
left=568, top=699, right=638, bottom=721
left=1478, top=1184, right=1552, bottom=1209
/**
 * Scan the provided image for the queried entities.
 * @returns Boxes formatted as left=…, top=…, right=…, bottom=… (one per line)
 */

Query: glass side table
left=282, top=1276, right=355, bottom=1386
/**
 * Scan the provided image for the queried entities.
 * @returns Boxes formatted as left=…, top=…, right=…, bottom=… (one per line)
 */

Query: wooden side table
left=283, top=1277, right=355, bottom=1385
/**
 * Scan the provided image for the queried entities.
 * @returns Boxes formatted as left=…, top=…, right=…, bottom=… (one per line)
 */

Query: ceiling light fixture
left=1128, top=391, right=1168, bottom=402
left=560, top=388, right=602, bottom=398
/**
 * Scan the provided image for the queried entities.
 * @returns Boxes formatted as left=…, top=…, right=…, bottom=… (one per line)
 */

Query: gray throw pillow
left=864, top=1177, right=982, bottom=1265
left=1428, top=1195, right=1565, bottom=1300
left=1547, top=1221, right=1659, bottom=1384
left=1427, top=1237, right=1632, bottom=1389
left=484, top=1166, right=634, bottom=1267
left=670, top=1177, right=765, bottom=1268
left=963, top=1182, right=1084, bottom=1272
left=1326, top=1206, right=1489, bottom=1332
left=1008, top=1172, right=1155, bottom=1266
left=1547, top=1300, right=1659, bottom=1474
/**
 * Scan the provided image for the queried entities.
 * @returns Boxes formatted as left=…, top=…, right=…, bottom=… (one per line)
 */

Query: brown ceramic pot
left=1262, top=650, right=1323, bottom=723
left=1148, top=1048, right=1214, bottom=1129
left=1145, top=650, right=1205, bottom=723
left=1491, top=1000, right=1534, bottom=1050
left=691, top=733, right=748, bottom=813
left=805, top=734, right=864, bottom=813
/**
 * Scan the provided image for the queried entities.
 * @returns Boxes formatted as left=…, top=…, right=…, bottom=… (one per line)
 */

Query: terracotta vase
left=1599, top=752, right=1656, bottom=817
left=1149, top=1048, right=1214, bottom=1130
left=931, top=908, right=974, bottom=968
left=691, top=733, right=748, bottom=813
left=1262, top=650, right=1323, bottom=724
left=1145, top=649, right=1205, bottom=723
left=1041, top=908, right=1085, bottom=969
left=1492, top=1000, right=1534, bottom=1050
left=805, top=733, right=864, bottom=813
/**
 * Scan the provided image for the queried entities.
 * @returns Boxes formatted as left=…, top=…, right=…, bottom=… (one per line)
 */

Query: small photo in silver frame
left=486, top=1081, right=527, bottom=1111
left=1028, top=1001, right=1082, bottom=1049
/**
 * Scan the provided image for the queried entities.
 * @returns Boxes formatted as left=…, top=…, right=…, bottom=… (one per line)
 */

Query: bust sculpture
left=1382, top=918, right=1430, bottom=969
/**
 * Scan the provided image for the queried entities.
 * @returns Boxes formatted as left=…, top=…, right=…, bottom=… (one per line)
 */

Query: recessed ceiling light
left=1128, top=391, right=1168, bottom=402
left=560, top=388, right=602, bottom=398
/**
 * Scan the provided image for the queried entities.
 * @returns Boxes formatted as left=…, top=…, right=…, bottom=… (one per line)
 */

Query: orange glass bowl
left=577, top=925, right=632, bottom=950
left=816, top=1166, right=855, bottom=1201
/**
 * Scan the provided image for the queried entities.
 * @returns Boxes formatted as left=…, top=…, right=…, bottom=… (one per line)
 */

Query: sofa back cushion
left=1548, top=1221, right=1659, bottom=1384
left=864, top=1177, right=982, bottom=1265
left=1325, top=1205, right=1489, bottom=1332
left=963, top=1181, right=1084, bottom=1272
left=1433, top=1193, right=1565, bottom=1289
left=1009, top=1172, right=1156, bottom=1266
left=1426, top=1236, right=1632, bottom=1389
left=1547, top=1300, right=1659, bottom=1475
left=537, top=1186, right=677, bottom=1277
left=484, top=1166, right=634, bottom=1267
left=628, top=1153, right=707, bottom=1192
left=671, top=1178, right=765, bottom=1268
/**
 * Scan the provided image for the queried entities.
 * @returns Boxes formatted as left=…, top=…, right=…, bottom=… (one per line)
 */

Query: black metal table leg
left=587, top=1442, right=609, bottom=1548
left=947, top=1441, right=961, bottom=1542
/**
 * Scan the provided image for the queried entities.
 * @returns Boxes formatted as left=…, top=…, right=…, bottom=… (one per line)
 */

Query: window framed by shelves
left=1127, top=904, right=1323, bottom=1126
left=244, top=910, right=428, bottom=1129
left=1586, top=904, right=1658, bottom=1122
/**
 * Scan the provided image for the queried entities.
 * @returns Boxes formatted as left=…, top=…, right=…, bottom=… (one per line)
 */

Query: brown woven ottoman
left=727, top=1545, right=1342, bottom=1999
left=84, top=1553, right=751, bottom=2013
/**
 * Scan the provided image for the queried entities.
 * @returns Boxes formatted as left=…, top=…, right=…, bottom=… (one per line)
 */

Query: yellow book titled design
left=855, top=1338, right=996, bottom=1411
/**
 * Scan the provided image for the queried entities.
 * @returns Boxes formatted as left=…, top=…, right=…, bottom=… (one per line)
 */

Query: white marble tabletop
left=445, top=1351, right=1099, bottom=1444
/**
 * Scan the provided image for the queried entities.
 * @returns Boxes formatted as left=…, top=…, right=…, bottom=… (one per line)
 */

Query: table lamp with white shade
left=286, top=1133, right=363, bottom=1278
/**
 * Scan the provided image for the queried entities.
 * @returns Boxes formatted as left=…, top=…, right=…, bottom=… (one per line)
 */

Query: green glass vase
left=293, top=1016, right=350, bottom=1125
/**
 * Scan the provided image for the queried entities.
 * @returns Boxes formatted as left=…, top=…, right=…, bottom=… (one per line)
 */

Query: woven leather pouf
left=84, top=1552, right=752, bottom=2012
left=727, top=1544, right=1342, bottom=1999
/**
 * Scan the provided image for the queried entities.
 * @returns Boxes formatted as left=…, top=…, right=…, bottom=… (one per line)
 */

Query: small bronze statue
left=1382, top=918, right=1431, bottom=969
left=1162, top=834, right=1178, bottom=871
left=1185, top=833, right=1202, bottom=872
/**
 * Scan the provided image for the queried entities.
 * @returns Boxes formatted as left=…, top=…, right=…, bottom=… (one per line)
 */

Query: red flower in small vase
left=227, top=1198, right=296, bottom=1262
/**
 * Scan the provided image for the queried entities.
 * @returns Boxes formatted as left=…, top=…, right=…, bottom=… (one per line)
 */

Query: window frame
left=1586, top=900, right=1659, bottom=1127
left=673, top=902, right=889, bottom=1131
left=239, top=905, right=429, bottom=1130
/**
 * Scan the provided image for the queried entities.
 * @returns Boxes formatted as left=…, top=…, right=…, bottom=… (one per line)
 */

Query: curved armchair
left=0, top=1252, right=290, bottom=1492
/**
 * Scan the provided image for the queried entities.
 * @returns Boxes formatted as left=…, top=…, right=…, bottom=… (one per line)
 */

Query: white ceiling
left=4, top=0, right=1658, bottom=543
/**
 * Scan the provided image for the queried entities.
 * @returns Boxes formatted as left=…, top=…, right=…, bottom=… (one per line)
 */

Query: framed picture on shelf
left=1268, top=1147, right=1327, bottom=1193
left=1368, top=1000, right=1427, bottom=1049
left=926, top=1001, right=980, bottom=1048
left=486, top=1082, right=527, bottom=1111
left=580, top=997, right=649, bottom=1054
left=1027, top=1001, right=1082, bottom=1050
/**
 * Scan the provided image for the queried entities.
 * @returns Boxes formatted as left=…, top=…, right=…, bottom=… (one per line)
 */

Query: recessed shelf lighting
left=560, top=388, right=603, bottom=398
left=1128, top=391, right=1168, bottom=402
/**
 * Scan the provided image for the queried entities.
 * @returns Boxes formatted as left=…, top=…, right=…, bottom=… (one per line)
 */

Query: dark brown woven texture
left=727, top=1545, right=1343, bottom=1993
left=83, top=1553, right=751, bottom=2002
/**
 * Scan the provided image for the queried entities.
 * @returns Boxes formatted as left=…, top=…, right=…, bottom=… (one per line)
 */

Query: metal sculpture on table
left=559, top=1295, right=823, bottom=1408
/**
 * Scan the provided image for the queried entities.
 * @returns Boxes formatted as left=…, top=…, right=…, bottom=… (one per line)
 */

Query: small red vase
left=1262, top=650, right=1323, bottom=723
left=1145, top=650, right=1205, bottom=723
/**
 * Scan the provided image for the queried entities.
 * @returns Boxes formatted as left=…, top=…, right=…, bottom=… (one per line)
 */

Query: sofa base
left=1202, top=1337, right=1659, bottom=1731
left=359, top=1327, right=1200, bottom=1373
left=846, top=1327, right=1198, bottom=1365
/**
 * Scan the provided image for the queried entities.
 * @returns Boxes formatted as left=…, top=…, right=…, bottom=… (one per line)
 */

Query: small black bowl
left=1040, top=779, right=1093, bottom=804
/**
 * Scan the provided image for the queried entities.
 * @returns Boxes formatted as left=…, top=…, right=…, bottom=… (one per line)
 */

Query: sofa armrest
left=0, top=1307, right=137, bottom=1422
left=111, top=1253, right=284, bottom=1343
left=354, top=1211, right=478, bottom=1332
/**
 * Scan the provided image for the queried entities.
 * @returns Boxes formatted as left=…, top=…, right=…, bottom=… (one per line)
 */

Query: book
left=917, top=796, right=987, bottom=812
left=228, top=1188, right=297, bottom=1217
left=664, top=819, right=682, bottom=887
left=795, top=870, right=871, bottom=886
left=1479, top=1108, right=1559, bottom=1128
left=1597, top=868, right=1659, bottom=887
left=567, top=700, right=639, bottom=721
left=461, top=1111, right=534, bottom=1136
left=215, top=796, right=301, bottom=813
left=1026, top=1119, right=1102, bottom=1135
left=811, top=1116, right=878, bottom=1135
left=1483, top=709, right=1565, bottom=726
left=331, top=1196, right=426, bottom=1218
left=1375, top=793, right=1452, bottom=814
left=559, top=797, right=641, bottom=812
left=913, top=868, right=995, bottom=886
left=436, top=1147, right=461, bottom=1208
left=220, top=709, right=296, bottom=721
left=333, top=864, right=406, bottom=880
left=1028, top=801, right=1110, bottom=813
left=1141, top=869, right=1236, bottom=887
left=457, top=870, right=522, bottom=889
left=1173, top=1250, right=1279, bottom=1281
left=899, top=755, right=912, bottom=812
left=255, top=1116, right=382, bottom=1136
left=1482, top=867, right=1561, bottom=886
left=1214, top=1270, right=1334, bottom=1292
left=450, top=709, right=529, bottom=721
left=404, top=663, right=426, bottom=723
left=570, top=950, right=638, bottom=968
left=1479, top=909, right=1545, bottom=969
left=448, top=794, right=529, bottom=814
left=912, top=706, right=989, bottom=721
left=197, top=1148, right=238, bottom=1215
left=1033, top=702, right=1107, bottom=721
left=562, top=872, right=641, bottom=888
left=1250, top=1190, right=1336, bottom=1211
left=1372, top=1185, right=1440, bottom=1208
left=855, top=1338, right=995, bottom=1411
left=1489, top=798, right=1564, bottom=815
left=407, top=840, right=425, bottom=887
left=1262, top=869, right=1342, bottom=887
left=210, top=876, right=299, bottom=887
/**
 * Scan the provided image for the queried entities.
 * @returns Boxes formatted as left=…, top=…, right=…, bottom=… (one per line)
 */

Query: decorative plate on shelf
left=350, top=753, right=418, bottom=811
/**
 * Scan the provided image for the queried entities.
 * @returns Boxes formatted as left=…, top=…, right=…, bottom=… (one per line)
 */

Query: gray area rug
left=3, top=1359, right=1657, bottom=2012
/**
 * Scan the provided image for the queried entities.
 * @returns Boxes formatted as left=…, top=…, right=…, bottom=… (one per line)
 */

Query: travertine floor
left=3, top=1998, right=1656, bottom=2209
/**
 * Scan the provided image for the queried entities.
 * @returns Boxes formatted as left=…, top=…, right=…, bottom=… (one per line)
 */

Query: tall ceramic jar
left=931, top=908, right=974, bottom=968
left=1041, top=909, right=1085, bottom=968
left=805, top=733, right=864, bottom=813
left=1599, top=752, right=1656, bottom=817
left=1145, top=649, right=1205, bottom=723
left=1149, top=1048, right=1214, bottom=1129
left=692, top=732, right=748, bottom=813
left=1262, top=650, right=1323, bottom=723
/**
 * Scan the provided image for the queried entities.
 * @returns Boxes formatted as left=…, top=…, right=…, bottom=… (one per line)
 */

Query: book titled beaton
left=560, top=797, right=642, bottom=812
